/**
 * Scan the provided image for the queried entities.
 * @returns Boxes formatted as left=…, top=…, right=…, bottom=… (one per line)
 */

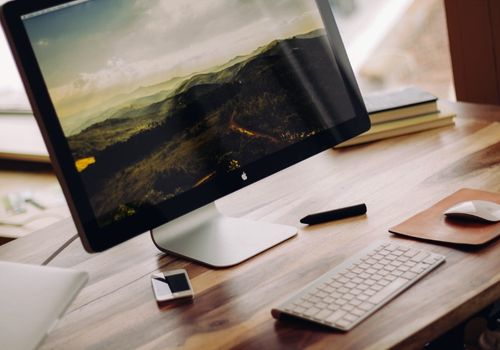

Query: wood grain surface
left=0, top=101, right=499, bottom=349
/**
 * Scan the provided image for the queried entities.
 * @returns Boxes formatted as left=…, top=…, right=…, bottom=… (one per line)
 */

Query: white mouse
left=444, top=200, right=500, bottom=223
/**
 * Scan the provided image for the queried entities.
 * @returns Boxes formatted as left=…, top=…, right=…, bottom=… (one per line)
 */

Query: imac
left=1, top=0, right=370, bottom=267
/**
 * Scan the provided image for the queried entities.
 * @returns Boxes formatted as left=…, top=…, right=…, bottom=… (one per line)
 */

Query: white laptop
left=0, top=261, right=88, bottom=350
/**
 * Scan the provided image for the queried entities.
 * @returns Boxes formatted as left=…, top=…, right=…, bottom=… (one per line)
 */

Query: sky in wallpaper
left=23, top=0, right=324, bottom=124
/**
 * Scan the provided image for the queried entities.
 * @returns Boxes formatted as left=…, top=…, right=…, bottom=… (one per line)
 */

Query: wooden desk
left=0, top=101, right=499, bottom=349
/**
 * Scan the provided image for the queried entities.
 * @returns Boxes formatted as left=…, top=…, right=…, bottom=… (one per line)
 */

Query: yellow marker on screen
left=75, top=157, right=96, bottom=172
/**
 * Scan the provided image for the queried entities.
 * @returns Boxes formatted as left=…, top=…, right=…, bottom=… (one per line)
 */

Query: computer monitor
left=1, top=0, right=370, bottom=267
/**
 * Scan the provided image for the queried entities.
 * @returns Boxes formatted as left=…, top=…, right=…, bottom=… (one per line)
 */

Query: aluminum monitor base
left=151, top=202, right=297, bottom=268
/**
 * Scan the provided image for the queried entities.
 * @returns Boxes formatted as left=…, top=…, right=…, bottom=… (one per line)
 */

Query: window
left=333, top=0, right=454, bottom=99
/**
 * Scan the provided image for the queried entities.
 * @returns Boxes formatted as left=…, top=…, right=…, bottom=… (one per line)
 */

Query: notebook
left=389, top=188, right=500, bottom=245
left=0, top=261, right=88, bottom=350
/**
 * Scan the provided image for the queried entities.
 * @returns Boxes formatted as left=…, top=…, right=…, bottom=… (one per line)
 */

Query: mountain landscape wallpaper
left=24, top=0, right=354, bottom=226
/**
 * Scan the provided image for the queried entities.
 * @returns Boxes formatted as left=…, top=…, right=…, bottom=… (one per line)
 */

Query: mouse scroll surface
left=444, top=200, right=500, bottom=223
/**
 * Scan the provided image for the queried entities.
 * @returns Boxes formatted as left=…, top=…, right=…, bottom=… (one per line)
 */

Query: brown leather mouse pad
left=389, top=188, right=500, bottom=245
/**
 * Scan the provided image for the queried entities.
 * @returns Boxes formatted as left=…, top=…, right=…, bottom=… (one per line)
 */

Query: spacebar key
left=368, top=277, right=408, bottom=304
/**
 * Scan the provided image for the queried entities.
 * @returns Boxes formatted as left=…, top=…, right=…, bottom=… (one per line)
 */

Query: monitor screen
left=2, top=0, right=369, bottom=252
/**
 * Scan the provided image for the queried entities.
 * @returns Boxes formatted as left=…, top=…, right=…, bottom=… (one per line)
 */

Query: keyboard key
left=315, top=291, right=328, bottom=298
left=357, top=284, right=369, bottom=290
left=342, top=304, right=354, bottom=312
left=404, top=249, right=419, bottom=258
left=352, top=308, right=364, bottom=317
left=325, top=310, right=347, bottom=324
left=369, top=277, right=408, bottom=304
left=330, top=292, right=342, bottom=299
left=324, top=296, right=334, bottom=304
left=349, top=299, right=362, bottom=306
left=352, top=277, right=363, bottom=284
left=385, top=244, right=398, bottom=251
left=343, top=293, right=355, bottom=301
left=351, top=268, right=363, bottom=275
left=410, top=263, right=428, bottom=274
left=316, top=302, right=327, bottom=309
left=287, top=304, right=304, bottom=312
left=323, top=286, right=335, bottom=293
left=314, top=309, right=333, bottom=320
left=299, top=301, right=313, bottom=308
left=345, top=282, right=356, bottom=289
left=364, top=289, right=376, bottom=296
left=344, top=314, right=359, bottom=322
left=402, top=271, right=417, bottom=280
left=296, top=306, right=307, bottom=314
left=424, top=256, right=440, bottom=265
left=335, top=319, right=352, bottom=329
left=338, top=287, right=349, bottom=294
left=345, top=272, right=356, bottom=279
left=359, top=302, right=375, bottom=311
left=304, top=307, right=321, bottom=317
left=378, top=279, right=390, bottom=286
left=330, top=281, right=342, bottom=288
left=411, top=252, right=429, bottom=262
left=309, top=296, right=321, bottom=304
left=327, top=304, right=339, bottom=311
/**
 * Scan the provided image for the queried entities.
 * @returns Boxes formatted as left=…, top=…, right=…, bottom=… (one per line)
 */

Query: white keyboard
left=271, top=241, right=445, bottom=331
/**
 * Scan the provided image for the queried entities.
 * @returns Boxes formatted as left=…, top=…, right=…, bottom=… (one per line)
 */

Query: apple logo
left=241, top=172, right=248, bottom=181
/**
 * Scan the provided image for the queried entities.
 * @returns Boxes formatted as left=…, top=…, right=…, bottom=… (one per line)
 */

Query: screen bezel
left=1, top=0, right=370, bottom=252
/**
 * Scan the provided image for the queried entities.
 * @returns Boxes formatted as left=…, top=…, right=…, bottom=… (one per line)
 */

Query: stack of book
left=337, top=87, right=455, bottom=147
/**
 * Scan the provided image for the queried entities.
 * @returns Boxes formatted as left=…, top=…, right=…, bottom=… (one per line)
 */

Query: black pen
left=300, top=203, right=367, bottom=225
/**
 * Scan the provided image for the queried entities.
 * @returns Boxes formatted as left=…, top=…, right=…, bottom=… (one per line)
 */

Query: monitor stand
left=151, top=202, right=297, bottom=268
